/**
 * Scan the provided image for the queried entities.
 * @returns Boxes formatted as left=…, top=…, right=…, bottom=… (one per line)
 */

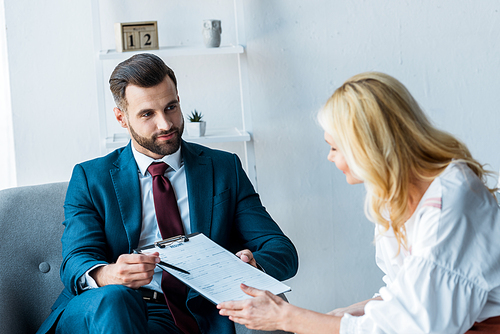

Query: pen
left=158, top=260, right=190, bottom=275
left=133, top=249, right=190, bottom=275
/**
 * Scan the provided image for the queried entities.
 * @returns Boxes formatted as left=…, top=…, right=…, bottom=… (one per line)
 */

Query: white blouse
left=340, top=163, right=500, bottom=334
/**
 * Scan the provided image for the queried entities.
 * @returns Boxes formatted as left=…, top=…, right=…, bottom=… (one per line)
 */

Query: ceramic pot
left=186, top=121, right=206, bottom=137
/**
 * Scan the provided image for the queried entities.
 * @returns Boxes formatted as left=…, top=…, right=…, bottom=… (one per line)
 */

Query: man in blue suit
left=37, top=53, right=298, bottom=334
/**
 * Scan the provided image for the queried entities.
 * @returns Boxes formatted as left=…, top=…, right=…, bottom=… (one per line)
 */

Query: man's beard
left=129, top=121, right=184, bottom=157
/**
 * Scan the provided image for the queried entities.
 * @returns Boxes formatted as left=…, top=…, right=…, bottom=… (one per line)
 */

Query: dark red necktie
left=148, top=162, right=200, bottom=334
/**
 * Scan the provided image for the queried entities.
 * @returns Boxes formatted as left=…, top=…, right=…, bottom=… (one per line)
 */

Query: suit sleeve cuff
left=77, top=264, right=106, bottom=292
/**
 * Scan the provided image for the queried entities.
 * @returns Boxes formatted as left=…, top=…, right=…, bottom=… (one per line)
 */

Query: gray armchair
left=0, top=182, right=68, bottom=334
left=0, top=182, right=289, bottom=334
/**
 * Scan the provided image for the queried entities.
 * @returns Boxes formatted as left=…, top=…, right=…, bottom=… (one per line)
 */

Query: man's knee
left=64, top=285, right=146, bottom=317
left=91, top=285, right=144, bottom=308
left=57, top=285, right=148, bottom=333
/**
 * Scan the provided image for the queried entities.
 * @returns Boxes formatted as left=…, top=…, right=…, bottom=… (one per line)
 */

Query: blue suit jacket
left=37, top=141, right=298, bottom=334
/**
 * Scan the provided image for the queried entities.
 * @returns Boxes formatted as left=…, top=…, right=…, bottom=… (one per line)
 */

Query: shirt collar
left=131, top=143, right=183, bottom=177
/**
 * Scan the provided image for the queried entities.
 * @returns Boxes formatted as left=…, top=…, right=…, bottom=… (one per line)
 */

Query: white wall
left=0, top=0, right=16, bottom=190
left=4, top=0, right=100, bottom=187
left=3, top=0, right=500, bottom=314
left=242, top=0, right=500, bottom=312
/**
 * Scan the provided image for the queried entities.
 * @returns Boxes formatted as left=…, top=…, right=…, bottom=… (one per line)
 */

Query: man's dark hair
left=109, top=53, right=177, bottom=112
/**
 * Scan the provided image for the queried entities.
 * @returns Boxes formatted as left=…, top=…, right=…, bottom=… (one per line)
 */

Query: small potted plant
left=186, top=109, right=206, bottom=137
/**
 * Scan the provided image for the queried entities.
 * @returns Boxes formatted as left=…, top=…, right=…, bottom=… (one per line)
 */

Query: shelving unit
left=106, top=127, right=251, bottom=150
left=98, top=44, right=245, bottom=60
left=90, top=0, right=257, bottom=188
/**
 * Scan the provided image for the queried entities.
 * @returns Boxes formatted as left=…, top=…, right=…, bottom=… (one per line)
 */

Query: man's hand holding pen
left=90, top=252, right=160, bottom=289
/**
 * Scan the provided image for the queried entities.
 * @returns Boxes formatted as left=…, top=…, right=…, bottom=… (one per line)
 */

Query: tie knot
left=148, top=162, right=168, bottom=177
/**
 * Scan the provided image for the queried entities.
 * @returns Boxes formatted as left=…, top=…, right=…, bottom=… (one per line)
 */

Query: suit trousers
left=55, top=285, right=183, bottom=334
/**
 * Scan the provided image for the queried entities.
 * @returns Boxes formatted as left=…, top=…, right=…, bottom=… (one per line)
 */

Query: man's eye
left=167, top=102, right=180, bottom=111
left=142, top=112, right=152, bottom=117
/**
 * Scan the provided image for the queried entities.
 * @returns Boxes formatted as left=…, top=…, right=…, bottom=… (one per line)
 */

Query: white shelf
left=91, top=0, right=258, bottom=187
left=184, top=127, right=250, bottom=143
left=98, top=44, right=245, bottom=60
left=105, top=127, right=251, bottom=149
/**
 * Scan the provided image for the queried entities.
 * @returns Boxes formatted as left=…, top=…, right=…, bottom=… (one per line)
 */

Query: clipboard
left=134, top=233, right=291, bottom=305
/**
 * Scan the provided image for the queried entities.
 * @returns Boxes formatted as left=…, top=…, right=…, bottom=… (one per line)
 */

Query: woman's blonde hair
left=318, top=72, right=496, bottom=251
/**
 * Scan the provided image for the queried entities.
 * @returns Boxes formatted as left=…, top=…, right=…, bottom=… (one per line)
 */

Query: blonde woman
left=218, top=72, right=500, bottom=334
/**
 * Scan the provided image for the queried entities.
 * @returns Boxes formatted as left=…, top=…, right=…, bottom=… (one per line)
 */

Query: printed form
left=140, top=233, right=291, bottom=304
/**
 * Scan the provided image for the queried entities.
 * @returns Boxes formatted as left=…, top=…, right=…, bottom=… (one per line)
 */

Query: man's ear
left=114, top=107, right=128, bottom=129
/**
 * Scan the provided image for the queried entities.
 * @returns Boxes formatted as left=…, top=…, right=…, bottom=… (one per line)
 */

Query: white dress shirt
left=340, top=163, right=500, bottom=334
left=79, top=144, right=190, bottom=293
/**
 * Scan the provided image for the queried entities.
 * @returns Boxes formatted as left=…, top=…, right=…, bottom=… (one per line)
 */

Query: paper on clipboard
left=136, top=233, right=291, bottom=305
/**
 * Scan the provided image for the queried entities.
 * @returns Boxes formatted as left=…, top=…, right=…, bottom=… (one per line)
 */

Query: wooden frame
left=114, top=21, right=159, bottom=52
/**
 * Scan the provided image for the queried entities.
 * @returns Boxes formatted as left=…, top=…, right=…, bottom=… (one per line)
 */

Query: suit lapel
left=110, top=143, right=143, bottom=251
left=182, top=141, right=213, bottom=238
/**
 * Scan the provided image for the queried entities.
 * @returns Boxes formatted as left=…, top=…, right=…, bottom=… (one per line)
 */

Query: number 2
left=143, top=33, right=151, bottom=46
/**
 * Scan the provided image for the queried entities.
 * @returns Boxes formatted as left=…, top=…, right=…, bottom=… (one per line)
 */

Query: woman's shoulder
left=414, top=162, right=496, bottom=230
left=408, top=162, right=500, bottom=286
left=437, top=162, right=492, bottom=207
left=412, top=162, right=497, bottom=250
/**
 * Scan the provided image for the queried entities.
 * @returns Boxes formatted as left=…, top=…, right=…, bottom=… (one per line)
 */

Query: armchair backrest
left=0, top=182, right=68, bottom=334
